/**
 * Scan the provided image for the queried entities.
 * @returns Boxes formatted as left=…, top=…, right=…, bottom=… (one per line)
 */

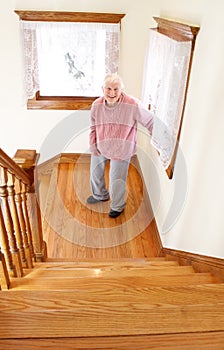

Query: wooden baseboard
left=163, top=248, right=224, bottom=282
left=37, top=153, right=91, bottom=173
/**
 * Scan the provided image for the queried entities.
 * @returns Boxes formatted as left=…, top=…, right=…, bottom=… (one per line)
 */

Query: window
left=15, top=11, right=125, bottom=110
left=142, top=17, right=199, bottom=178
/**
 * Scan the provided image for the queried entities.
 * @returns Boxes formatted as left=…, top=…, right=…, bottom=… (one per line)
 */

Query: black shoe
left=109, top=209, right=123, bottom=218
left=87, top=195, right=109, bottom=204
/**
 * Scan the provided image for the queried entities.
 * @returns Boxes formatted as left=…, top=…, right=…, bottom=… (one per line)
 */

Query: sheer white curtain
left=142, top=29, right=191, bottom=169
left=20, top=21, right=120, bottom=99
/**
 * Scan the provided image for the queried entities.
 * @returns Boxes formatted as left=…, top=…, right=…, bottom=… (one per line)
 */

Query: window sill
left=27, top=91, right=98, bottom=110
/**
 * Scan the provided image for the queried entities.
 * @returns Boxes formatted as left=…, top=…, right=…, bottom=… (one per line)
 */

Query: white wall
left=1, top=0, right=224, bottom=258
left=138, top=0, right=224, bottom=259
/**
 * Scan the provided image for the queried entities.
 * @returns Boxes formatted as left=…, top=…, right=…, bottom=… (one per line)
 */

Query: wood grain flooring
left=2, top=257, right=224, bottom=348
left=1, top=283, right=224, bottom=338
left=1, top=332, right=224, bottom=350
left=39, top=154, right=159, bottom=259
left=10, top=260, right=215, bottom=291
left=2, top=153, right=223, bottom=350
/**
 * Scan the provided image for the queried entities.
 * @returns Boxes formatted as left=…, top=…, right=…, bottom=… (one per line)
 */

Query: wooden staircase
left=1, top=150, right=224, bottom=349
left=1, top=258, right=224, bottom=349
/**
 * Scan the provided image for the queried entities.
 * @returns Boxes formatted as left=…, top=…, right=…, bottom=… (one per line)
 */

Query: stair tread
left=22, top=264, right=195, bottom=280
left=1, top=284, right=224, bottom=338
left=46, top=257, right=167, bottom=262
left=40, top=260, right=178, bottom=268
left=1, top=332, right=224, bottom=350
left=4, top=284, right=224, bottom=307
left=27, top=260, right=182, bottom=271
left=11, top=273, right=215, bottom=290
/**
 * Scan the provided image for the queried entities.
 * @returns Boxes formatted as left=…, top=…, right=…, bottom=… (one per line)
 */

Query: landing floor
left=38, top=154, right=160, bottom=259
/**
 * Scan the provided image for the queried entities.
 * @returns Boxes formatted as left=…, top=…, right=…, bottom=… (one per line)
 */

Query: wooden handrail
left=0, top=148, right=31, bottom=185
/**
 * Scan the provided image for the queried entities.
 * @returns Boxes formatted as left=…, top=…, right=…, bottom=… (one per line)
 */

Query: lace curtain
left=20, top=21, right=120, bottom=99
left=142, top=29, right=191, bottom=169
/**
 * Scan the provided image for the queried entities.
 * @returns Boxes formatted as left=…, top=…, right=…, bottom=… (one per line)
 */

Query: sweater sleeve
left=136, top=101, right=154, bottom=135
left=89, top=105, right=100, bottom=155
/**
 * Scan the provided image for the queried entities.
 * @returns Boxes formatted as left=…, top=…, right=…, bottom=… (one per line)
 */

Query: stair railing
left=0, top=148, right=47, bottom=289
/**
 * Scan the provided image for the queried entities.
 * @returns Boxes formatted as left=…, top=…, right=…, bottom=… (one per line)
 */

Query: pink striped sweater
left=89, top=92, right=154, bottom=160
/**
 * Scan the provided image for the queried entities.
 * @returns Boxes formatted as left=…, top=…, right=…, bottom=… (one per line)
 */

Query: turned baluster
left=0, top=245, right=10, bottom=289
left=15, top=178, right=33, bottom=268
left=0, top=203, right=14, bottom=275
left=7, top=172, right=27, bottom=267
left=21, top=183, right=35, bottom=261
left=27, top=188, right=47, bottom=262
left=0, top=167, right=23, bottom=277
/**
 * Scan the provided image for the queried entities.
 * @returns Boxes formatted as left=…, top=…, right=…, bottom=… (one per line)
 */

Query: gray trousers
left=90, top=155, right=130, bottom=212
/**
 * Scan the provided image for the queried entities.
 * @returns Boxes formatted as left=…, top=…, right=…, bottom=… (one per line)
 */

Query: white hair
left=103, top=73, right=124, bottom=89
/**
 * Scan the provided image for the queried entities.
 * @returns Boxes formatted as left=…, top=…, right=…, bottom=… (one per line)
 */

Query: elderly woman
left=87, top=73, right=154, bottom=218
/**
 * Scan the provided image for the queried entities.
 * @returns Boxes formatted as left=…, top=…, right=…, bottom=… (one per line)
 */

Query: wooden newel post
left=13, top=150, right=47, bottom=262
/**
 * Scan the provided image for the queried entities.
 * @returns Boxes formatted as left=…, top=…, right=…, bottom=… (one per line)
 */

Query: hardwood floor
left=2, top=152, right=224, bottom=349
left=2, top=332, right=224, bottom=350
left=39, top=154, right=159, bottom=259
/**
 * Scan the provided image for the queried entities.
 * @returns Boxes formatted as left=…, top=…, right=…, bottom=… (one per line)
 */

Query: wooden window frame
left=15, top=11, right=125, bottom=110
left=151, top=17, right=200, bottom=179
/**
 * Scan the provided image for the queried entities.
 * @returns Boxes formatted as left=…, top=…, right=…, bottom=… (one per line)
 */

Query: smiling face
left=102, top=80, right=122, bottom=106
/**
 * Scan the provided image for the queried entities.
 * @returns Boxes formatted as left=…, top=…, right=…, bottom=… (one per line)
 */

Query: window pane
left=21, top=21, right=120, bottom=97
